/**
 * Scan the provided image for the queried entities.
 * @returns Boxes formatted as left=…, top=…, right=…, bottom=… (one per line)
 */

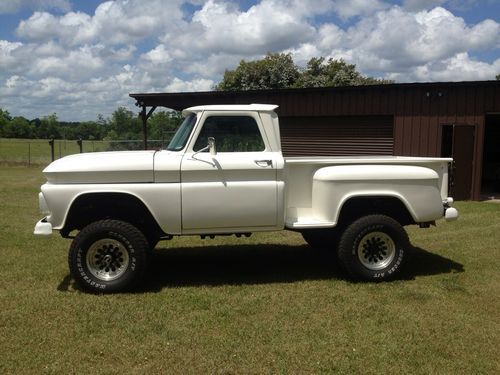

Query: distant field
left=0, top=138, right=170, bottom=165
left=0, top=165, right=499, bottom=374
left=0, top=138, right=111, bottom=165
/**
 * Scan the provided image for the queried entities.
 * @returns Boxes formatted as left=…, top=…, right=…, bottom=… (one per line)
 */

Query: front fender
left=40, top=183, right=181, bottom=234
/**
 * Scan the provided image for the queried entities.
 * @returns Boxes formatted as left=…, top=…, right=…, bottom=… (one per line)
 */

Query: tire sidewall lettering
left=73, top=228, right=138, bottom=291
left=338, top=215, right=410, bottom=282
left=355, top=226, right=403, bottom=278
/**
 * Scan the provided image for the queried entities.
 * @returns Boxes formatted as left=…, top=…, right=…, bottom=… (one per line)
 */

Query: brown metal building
left=130, top=80, right=500, bottom=200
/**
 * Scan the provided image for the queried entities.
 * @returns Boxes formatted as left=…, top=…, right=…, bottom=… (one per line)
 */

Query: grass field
left=0, top=138, right=111, bottom=165
left=0, top=138, right=171, bottom=165
left=1, top=164, right=499, bottom=374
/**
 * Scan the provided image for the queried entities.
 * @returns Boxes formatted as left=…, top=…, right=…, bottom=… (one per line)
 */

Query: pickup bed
left=34, top=104, right=458, bottom=293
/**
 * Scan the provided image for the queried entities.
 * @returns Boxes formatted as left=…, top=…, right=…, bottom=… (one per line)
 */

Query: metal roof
left=129, top=80, right=500, bottom=111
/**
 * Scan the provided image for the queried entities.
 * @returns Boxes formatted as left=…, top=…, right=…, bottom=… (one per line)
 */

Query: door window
left=193, top=116, right=265, bottom=152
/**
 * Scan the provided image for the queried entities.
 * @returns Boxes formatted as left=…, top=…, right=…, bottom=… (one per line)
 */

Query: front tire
left=338, top=215, right=409, bottom=281
left=68, top=220, right=149, bottom=293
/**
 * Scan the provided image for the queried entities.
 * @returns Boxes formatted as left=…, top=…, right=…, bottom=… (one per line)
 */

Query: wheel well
left=337, top=196, right=415, bottom=227
left=62, top=193, right=165, bottom=240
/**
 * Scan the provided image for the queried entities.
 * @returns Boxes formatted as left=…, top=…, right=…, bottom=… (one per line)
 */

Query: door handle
left=255, top=159, right=272, bottom=167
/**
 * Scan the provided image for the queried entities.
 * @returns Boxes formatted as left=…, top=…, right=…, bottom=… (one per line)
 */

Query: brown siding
left=280, top=116, right=393, bottom=157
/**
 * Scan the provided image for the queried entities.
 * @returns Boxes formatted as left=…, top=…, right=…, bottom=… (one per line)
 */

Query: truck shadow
left=57, top=244, right=464, bottom=293
left=136, top=244, right=464, bottom=292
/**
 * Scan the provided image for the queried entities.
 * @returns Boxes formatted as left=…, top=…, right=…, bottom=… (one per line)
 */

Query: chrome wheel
left=357, top=231, right=396, bottom=270
left=86, top=239, right=129, bottom=281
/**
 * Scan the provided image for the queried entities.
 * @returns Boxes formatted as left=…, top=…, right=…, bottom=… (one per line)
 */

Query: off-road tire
left=338, top=215, right=409, bottom=281
left=68, top=220, right=149, bottom=293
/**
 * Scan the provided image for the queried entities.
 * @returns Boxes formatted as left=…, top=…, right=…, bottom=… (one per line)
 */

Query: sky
left=0, top=0, right=499, bottom=121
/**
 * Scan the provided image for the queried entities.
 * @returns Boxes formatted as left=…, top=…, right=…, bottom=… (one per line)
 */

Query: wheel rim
left=357, top=231, right=396, bottom=270
left=86, top=239, right=129, bottom=281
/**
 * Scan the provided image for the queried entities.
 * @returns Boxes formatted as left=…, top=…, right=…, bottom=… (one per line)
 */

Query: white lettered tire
left=338, top=215, right=410, bottom=281
left=68, top=220, right=148, bottom=293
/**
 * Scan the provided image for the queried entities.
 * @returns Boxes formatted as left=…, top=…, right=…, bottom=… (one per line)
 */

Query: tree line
left=0, top=107, right=182, bottom=141
left=1, top=55, right=399, bottom=140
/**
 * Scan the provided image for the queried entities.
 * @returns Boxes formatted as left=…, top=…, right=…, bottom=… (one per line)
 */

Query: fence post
left=77, top=138, right=83, bottom=153
left=48, top=139, right=55, bottom=161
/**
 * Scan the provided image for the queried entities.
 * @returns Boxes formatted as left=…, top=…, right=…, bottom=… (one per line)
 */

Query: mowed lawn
left=0, top=165, right=499, bottom=374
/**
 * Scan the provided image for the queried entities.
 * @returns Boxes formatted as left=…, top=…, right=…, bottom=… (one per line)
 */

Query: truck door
left=180, top=112, right=279, bottom=231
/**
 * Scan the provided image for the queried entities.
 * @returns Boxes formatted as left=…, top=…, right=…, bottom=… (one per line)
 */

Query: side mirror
left=193, top=137, right=217, bottom=157
left=208, top=137, right=217, bottom=156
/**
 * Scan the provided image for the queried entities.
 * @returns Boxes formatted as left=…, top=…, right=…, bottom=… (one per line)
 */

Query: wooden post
left=141, top=106, right=147, bottom=150
left=49, top=139, right=55, bottom=161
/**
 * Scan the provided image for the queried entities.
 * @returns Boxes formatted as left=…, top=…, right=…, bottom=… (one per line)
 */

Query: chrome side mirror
left=208, top=137, right=217, bottom=156
left=193, top=137, right=217, bottom=157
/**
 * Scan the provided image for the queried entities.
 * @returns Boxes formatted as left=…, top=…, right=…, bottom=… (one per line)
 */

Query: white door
left=181, top=113, right=279, bottom=231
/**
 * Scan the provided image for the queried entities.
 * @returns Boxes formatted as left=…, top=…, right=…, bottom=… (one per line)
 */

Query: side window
left=193, top=116, right=265, bottom=152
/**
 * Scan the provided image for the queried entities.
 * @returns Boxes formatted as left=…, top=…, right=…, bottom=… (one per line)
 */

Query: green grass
left=1, top=165, right=499, bottom=374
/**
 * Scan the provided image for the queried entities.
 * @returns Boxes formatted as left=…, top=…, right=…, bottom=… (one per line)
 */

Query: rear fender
left=312, top=165, right=444, bottom=224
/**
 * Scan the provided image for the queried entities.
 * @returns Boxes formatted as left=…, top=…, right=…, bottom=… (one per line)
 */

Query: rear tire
left=338, top=215, right=409, bottom=281
left=68, top=220, right=149, bottom=293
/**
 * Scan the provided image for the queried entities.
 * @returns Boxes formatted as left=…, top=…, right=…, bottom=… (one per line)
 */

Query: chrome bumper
left=443, top=197, right=459, bottom=222
left=34, top=217, right=53, bottom=235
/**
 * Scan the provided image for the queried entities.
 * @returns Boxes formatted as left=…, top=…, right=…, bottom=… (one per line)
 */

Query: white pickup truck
left=34, top=104, right=458, bottom=293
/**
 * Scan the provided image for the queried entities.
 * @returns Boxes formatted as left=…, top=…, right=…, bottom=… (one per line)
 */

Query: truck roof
left=182, top=104, right=278, bottom=116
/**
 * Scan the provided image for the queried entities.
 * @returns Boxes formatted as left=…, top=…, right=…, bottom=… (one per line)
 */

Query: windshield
left=166, top=113, right=197, bottom=151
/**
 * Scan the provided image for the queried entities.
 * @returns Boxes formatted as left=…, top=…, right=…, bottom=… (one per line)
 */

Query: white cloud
left=28, top=45, right=106, bottom=79
left=313, top=6, right=499, bottom=77
left=16, top=0, right=187, bottom=46
left=16, top=12, right=61, bottom=41
left=403, top=0, right=446, bottom=11
left=0, top=64, right=158, bottom=119
left=285, top=43, right=322, bottom=66
left=165, top=0, right=318, bottom=56
left=165, top=77, right=214, bottom=92
left=0, top=40, right=23, bottom=70
left=332, top=0, right=389, bottom=19
left=403, top=0, right=488, bottom=12
left=0, top=40, right=135, bottom=82
left=387, top=53, right=500, bottom=81
left=0, top=0, right=70, bottom=14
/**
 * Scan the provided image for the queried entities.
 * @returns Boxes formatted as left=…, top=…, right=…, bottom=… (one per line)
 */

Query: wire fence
left=0, top=135, right=175, bottom=166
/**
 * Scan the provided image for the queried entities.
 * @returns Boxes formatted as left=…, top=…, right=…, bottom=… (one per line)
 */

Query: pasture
left=0, top=164, right=499, bottom=374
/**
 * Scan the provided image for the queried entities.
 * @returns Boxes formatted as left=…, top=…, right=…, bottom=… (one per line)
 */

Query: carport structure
left=130, top=80, right=500, bottom=200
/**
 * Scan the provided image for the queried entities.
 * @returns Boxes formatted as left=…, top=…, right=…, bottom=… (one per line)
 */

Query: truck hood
left=43, top=151, right=156, bottom=184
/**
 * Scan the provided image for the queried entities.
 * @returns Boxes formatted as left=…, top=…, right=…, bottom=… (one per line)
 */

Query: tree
left=0, top=109, right=12, bottom=137
left=35, top=113, right=60, bottom=139
left=216, top=52, right=300, bottom=91
left=2, top=116, right=34, bottom=138
left=294, top=57, right=358, bottom=87
left=107, top=107, right=142, bottom=140
left=148, top=110, right=182, bottom=141
left=216, top=54, right=393, bottom=91
left=496, top=74, right=500, bottom=80
left=60, top=121, right=105, bottom=140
